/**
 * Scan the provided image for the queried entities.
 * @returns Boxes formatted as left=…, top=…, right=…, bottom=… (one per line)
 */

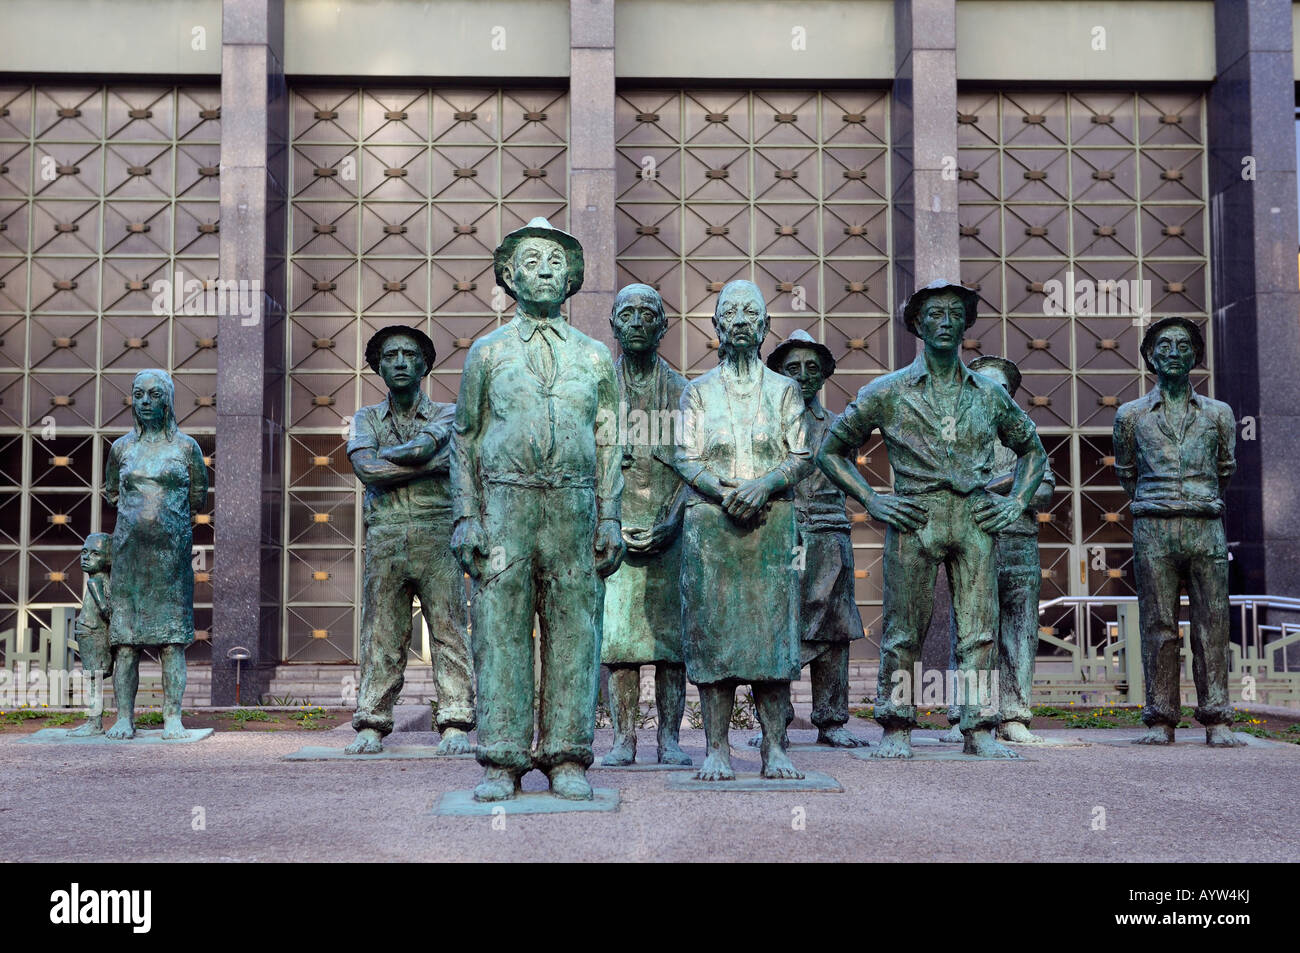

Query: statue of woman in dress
left=674, top=280, right=812, bottom=781
left=103, top=369, right=208, bottom=740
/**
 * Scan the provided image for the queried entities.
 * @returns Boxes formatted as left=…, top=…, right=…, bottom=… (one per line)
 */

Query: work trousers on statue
left=1132, top=515, right=1232, bottom=728
left=876, top=488, right=999, bottom=733
left=470, top=484, right=602, bottom=774
left=353, top=519, right=475, bottom=736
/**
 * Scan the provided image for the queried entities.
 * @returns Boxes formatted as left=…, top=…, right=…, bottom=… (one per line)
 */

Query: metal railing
left=1031, top=595, right=1300, bottom=708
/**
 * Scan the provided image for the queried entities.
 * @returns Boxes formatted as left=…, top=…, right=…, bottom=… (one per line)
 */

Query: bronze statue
left=345, top=325, right=476, bottom=755
left=1113, top=316, right=1242, bottom=746
left=600, top=284, right=692, bottom=767
left=70, top=532, right=112, bottom=736
left=104, top=368, right=209, bottom=740
left=674, top=279, right=811, bottom=781
left=819, top=281, right=1048, bottom=759
left=941, top=356, right=1056, bottom=745
left=451, top=217, right=625, bottom=801
left=751, top=329, right=869, bottom=748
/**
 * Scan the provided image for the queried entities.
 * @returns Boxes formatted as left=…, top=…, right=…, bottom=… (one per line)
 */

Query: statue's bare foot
left=761, top=748, right=805, bottom=780
left=695, top=751, right=736, bottom=781
left=940, top=725, right=964, bottom=744
left=601, top=736, right=637, bottom=766
left=816, top=725, right=869, bottom=748
left=69, top=720, right=104, bottom=737
left=999, top=722, right=1046, bottom=744
left=964, top=730, right=1021, bottom=759
left=870, top=728, right=913, bottom=759
left=657, top=741, right=692, bottom=765
left=105, top=717, right=135, bottom=740
left=1205, top=724, right=1246, bottom=748
left=473, top=768, right=519, bottom=802
left=161, top=716, right=188, bottom=741
left=434, top=727, right=472, bottom=756
left=1131, top=725, right=1175, bottom=745
left=344, top=728, right=383, bottom=754
left=745, top=732, right=762, bottom=748
left=548, top=762, right=594, bottom=800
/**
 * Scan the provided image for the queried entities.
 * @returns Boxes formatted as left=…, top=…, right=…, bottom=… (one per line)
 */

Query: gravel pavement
left=2, top=723, right=1296, bottom=863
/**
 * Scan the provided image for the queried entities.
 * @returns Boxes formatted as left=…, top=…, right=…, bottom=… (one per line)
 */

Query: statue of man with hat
left=818, top=280, right=1048, bottom=759
left=748, top=328, right=869, bottom=749
left=939, top=355, right=1056, bottom=745
left=451, top=217, right=626, bottom=800
left=1113, top=316, right=1241, bottom=746
left=345, top=324, right=476, bottom=755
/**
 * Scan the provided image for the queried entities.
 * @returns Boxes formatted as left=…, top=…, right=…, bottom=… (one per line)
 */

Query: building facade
left=0, top=0, right=1296, bottom=703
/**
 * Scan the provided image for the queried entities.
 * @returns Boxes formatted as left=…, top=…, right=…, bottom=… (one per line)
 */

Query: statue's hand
left=622, top=526, right=653, bottom=553
left=594, top=519, right=626, bottom=578
left=866, top=493, right=928, bottom=533
left=972, top=493, right=1024, bottom=534
left=722, top=476, right=772, bottom=523
left=450, top=517, right=490, bottom=578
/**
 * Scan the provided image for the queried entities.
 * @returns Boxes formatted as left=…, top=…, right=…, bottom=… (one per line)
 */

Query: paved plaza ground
left=2, top=717, right=1296, bottom=863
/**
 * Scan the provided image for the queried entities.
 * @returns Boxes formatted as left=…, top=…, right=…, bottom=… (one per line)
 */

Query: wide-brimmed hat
left=365, top=325, right=436, bottom=375
left=1140, top=316, right=1204, bottom=373
left=766, top=328, right=836, bottom=377
left=902, top=279, right=980, bottom=336
left=967, top=355, right=1023, bottom=397
left=493, top=216, right=585, bottom=301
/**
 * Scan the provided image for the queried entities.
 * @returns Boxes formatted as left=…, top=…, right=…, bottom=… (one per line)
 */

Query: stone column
left=567, top=0, right=617, bottom=347
left=1208, top=0, right=1300, bottom=598
left=212, top=0, right=288, bottom=704
left=891, top=0, right=960, bottom=674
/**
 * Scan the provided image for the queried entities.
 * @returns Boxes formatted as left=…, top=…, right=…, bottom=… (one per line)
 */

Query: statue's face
left=1149, top=324, right=1195, bottom=379
left=916, top=291, right=966, bottom=353
left=971, top=364, right=1012, bottom=396
left=80, top=541, right=108, bottom=574
left=780, top=347, right=826, bottom=405
left=611, top=291, right=667, bottom=355
left=714, top=286, right=768, bottom=353
left=131, top=373, right=169, bottom=425
left=378, top=333, right=427, bottom=391
left=509, top=237, right=568, bottom=308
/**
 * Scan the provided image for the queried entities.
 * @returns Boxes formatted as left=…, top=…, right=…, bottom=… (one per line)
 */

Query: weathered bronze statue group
left=75, top=217, right=1245, bottom=792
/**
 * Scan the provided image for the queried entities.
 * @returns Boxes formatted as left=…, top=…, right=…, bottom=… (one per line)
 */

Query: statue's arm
left=594, top=347, right=623, bottom=525
left=816, top=389, right=879, bottom=508
left=997, top=401, right=1047, bottom=511
left=1216, top=403, right=1237, bottom=496
left=672, top=385, right=727, bottom=503
left=1112, top=407, right=1138, bottom=500
left=187, top=438, right=209, bottom=516
left=765, top=382, right=813, bottom=493
left=451, top=345, right=486, bottom=523
left=103, top=441, right=121, bottom=508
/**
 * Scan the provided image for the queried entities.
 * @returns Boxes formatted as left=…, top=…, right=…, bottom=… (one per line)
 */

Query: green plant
left=684, top=701, right=703, bottom=729
left=47, top=712, right=75, bottom=726
left=223, top=708, right=276, bottom=729
left=259, top=693, right=307, bottom=707
left=593, top=703, right=611, bottom=729
left=729, top=689, right=757, bottom=730
left=290, top=706, right=329, bottom=730
left=136, top=709, right=164, bottom=726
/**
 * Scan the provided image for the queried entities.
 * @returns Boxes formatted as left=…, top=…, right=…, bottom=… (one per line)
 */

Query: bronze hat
left=967, top=354, right=1023, bottom=397
left=493, top=216, right=585, bottom=301
left=766, top=328, right=836, bottom=377
left=1140, top=316, right=1205, bottom=373
left=365, top=325, right=436, bottom=375
left=902, top=279, right=979, bottom=337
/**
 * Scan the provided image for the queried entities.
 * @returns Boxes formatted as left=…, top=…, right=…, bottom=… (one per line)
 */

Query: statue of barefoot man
left=345, top=325, right=476, bottom=755
left=104, top=369, right=208, bottom=740
left=746, top=329, right=869, bottom=749
left=675, top=280, right=812, bottom=781
left=600, top=283, right=692, bottom=767
left=818, top=281, right=1048, bottom=759
left=1114, top=316, right=1242, bottom=747
left=451, top=217, right=626, bottom=801
left=940, top=356, right=1056, bottom=745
